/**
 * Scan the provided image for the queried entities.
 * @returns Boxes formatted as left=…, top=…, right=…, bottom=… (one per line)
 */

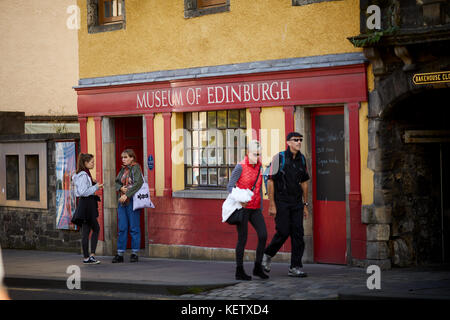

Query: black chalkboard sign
left=315, top=114, right=345, bottom=201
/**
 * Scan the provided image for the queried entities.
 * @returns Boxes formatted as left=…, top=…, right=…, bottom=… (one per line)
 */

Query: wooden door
left=311, top=107, right=346, bottom=264
left=115, top=117, right=145, bottom=249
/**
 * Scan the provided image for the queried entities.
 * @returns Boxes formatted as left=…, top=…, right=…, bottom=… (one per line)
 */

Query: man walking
left=262, top=132, right=310, bottom=277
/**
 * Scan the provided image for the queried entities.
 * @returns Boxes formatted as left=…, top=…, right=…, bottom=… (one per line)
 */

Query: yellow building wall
left=260, top=107, right=285, bottom=167
left=1, top=0, right=79, bottom=116
left=172, top=113, right=185, bottom=192
left=360, top=64, right=375, bottom=206
left=77, top=0, right=361, bottom=79
left=154, top=114, right=165, bottom=196
left=260, top=107, right=285, bottom=199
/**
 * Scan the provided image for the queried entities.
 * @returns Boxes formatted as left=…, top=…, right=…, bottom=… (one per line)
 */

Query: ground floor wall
left=81, top=102, right=367, bottom=266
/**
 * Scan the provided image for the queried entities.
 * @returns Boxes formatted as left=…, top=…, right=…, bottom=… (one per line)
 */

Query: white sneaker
left=83, top=256, right=100, bottom=264
left=288, top=267, right=307, bottom=277
left=262, top=254, right=272, bottom=272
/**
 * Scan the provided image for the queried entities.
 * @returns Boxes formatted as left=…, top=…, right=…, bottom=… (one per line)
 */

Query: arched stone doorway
left=368, top=88, right=450, bottom=266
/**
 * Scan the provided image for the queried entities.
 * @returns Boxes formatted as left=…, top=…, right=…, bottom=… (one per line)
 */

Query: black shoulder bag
left=226, top=166, right=261, bottom=225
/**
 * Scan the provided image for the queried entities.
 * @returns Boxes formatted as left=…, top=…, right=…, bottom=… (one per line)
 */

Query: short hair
left=247, top=140, right=261, bottom=153
left=121, top=149, right=137, bottom=161
left=286, top=132, right=303, bottom=141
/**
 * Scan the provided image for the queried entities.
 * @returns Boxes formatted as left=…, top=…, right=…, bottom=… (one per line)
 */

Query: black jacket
left=71, top=195, right=100, bottom=227
left=270, top=147, right=309, bottom=204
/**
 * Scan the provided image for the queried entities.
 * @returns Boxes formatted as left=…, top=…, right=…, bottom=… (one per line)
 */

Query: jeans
left=264, top=201, right=305, bottom=268
left=117, top=197, right=141, bottom=254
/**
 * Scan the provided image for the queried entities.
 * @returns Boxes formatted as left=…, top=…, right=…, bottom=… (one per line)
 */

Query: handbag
left=226, top=165, right=261, bottom=225
left=132, top=170, right=155, bottom=211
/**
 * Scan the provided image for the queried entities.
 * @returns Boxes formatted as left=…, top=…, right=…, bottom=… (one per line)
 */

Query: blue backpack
left=262, top=151, right=306, bottom=195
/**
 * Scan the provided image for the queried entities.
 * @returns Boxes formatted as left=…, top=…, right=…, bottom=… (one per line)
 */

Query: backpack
left=262, top=151, right=306, bottom=195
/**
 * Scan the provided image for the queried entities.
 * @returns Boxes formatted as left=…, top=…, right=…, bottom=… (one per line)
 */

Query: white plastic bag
left=221, top=187, right=253, bottom=223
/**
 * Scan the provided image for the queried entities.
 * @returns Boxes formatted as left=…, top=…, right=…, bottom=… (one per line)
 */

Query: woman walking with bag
left=71, top=153, right=103, bottom=264
left=112, top=149, right=144, bottom=263
left=227, top=140, right=268, bottom=280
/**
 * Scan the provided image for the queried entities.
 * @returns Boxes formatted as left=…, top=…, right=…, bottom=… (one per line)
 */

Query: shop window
left=184, top=0, right=230, bottom=18
left=87, top=0, right=126, bottom=34
left=0, top=143, right=47, bottom=209
left=184, top=110, right=247, bottom=189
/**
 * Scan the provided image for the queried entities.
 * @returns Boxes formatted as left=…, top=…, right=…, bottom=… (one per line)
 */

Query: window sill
left=184, top=5, right=230, bottom=18
left=172, top=189, right=229, bottom=199
left=88, top=21, right=125, bottom=34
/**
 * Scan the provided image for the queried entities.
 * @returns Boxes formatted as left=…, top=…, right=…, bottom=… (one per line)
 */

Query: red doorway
left=115, top=117, right=145, bottom=250
left=311, top=107, right=346, bottom=264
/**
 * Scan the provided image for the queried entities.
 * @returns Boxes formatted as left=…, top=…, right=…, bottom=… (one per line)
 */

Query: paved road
left=3, top=250, right=450, bottom=300
left=7, top=286, right=178, bottom=300
left=180, top=264, right=450, bottom=300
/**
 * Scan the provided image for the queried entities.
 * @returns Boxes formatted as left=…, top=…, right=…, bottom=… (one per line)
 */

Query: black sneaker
left=112, top=255, right=124, bottom=263
left=130, top=254, right=138, bottom=263
left=83, top=256, right=100, bottom=264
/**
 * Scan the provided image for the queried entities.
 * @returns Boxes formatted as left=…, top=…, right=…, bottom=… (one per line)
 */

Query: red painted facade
left=348, top=102, right=366, bottom=260
left=311, top=107, right=347, bottom=264
left=75, top=63, right=367, bottom=262
left=76, top=66, right=367, bottom=116
left=94, top=117, right=104, bottom=241
left=144, top=114, right=156, bottom=197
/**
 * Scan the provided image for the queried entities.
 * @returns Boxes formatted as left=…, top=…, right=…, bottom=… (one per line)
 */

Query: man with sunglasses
left=262, top=132, right=310, bottom=277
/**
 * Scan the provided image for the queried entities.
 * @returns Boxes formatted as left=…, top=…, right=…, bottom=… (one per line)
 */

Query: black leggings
left=235, top=208, right=267, bottom=267
left=81, top=220, right=100, bottom=259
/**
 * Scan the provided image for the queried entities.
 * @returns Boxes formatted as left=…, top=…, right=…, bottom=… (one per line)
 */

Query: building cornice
left=75, top=53, right=367, bottom=89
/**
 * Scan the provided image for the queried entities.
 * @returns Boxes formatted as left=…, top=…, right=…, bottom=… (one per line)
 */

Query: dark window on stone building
left=6, top=155, right=19, bottom=200
left=185, top=0, right=230, bottom=18
left=25, top=155, right=39, bottom=201
left=87, top=0, right=126, bottom=34
left=0, top=142, right=47, bottom=209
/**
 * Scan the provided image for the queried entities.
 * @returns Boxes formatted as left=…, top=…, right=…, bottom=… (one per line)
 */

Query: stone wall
left=366, top=84, right=449, bottom=267
left=0, top=134, right=81, bottom=252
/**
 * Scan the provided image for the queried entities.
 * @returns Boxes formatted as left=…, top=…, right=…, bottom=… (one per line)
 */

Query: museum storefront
left=74, top=53, right=369, bottom=265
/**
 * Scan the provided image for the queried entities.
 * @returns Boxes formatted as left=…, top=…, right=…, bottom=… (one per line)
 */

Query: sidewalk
left=2, top=249, right=450, bottom=299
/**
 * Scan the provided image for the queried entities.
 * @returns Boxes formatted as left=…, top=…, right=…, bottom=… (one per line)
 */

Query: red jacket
left=235, top=155, right=262, bottom=209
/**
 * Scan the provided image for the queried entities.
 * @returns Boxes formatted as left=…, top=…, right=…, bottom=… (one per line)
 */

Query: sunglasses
left=252, top=153, right=260, bottom=157
left=289, top=138, right=303, bottom=142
